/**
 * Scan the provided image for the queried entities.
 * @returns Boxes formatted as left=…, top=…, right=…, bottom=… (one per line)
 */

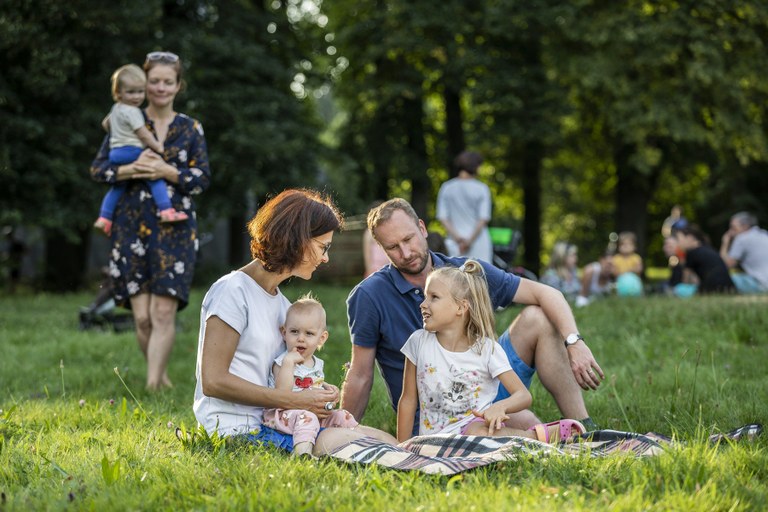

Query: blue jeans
left=98, top=146, right=172, bottom=220
left=731, top=273, right=768, bottom=294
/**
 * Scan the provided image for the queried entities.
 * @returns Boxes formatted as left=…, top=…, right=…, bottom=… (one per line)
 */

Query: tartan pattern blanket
left=328, top=424, right=762, bottom=475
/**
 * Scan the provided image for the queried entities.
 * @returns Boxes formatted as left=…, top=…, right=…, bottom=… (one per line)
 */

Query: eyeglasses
left=146, top=51, right=180, bottom=63
left=314, top=239, right=332, bottom=256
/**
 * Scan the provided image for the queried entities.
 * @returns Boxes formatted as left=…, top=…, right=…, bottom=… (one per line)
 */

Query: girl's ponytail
left=432, top=260, right=496, bottom=352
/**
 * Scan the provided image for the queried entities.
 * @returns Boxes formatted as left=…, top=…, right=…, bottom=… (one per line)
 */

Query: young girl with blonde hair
left=540, top=242, right=581, bottom=299
left=397, top=260, right=586, bottom=443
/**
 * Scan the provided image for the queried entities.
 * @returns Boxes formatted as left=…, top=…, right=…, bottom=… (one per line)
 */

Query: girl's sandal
left=529, top=419, right=586, bottom=444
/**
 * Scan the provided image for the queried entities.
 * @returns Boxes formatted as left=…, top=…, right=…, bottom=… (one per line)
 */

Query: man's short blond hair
left=367, top=198, right=420, bottom=241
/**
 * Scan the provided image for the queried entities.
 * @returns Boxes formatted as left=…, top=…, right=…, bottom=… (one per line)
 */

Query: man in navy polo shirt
left=341, top=198, right=604, bottom=432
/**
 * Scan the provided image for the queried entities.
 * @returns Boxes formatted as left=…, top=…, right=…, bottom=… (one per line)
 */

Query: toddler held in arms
left=93, top=63, right=187, bottom=236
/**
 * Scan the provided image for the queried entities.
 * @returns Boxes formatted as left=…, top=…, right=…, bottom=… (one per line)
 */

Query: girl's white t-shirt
left=401, top=329, right=512, bottom=435
left=193, top=271, right=291, bottom=436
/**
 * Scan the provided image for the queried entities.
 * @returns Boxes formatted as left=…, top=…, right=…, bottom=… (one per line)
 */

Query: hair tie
left=459, top=263, right=467, bottom=272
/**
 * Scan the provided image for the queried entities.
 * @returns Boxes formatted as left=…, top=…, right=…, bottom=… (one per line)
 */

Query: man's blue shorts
left=494, top=329, right=535, bottom=401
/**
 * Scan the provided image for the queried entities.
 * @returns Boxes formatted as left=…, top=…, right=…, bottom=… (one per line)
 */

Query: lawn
left=1, top=284, right=767, bottom=510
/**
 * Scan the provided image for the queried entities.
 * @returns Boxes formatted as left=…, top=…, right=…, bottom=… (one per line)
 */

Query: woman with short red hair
left=194, top=189, right=396, bottom=455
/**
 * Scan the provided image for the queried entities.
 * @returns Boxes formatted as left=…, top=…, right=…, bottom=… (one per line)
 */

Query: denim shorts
left=242, top=426, right=294, bottom=452
left=494, top=329, right=535, bottom=401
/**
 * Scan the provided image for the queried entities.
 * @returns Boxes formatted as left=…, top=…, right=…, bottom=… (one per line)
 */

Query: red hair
left=247, top=189, right=343, bottom=273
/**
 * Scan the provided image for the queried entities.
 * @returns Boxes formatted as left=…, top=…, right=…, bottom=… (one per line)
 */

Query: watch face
left=566, top=334, right=581, bottom=345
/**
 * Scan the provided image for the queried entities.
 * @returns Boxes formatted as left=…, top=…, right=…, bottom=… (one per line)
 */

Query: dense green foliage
left=1, top=287, right=767, bottom=509
left=325, top=0, right=768, bottom=270
left=2, top=0, right=768, bottom=285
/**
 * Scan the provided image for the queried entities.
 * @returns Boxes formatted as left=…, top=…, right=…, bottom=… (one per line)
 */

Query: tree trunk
left=613, top=144, right=653, bottom=257
left=522, top=140, right=542, bottom=276
left=402, top=95, right=431, bottom=221
left=519, top=36, right=545, bottom=276
left=444, top=85, right=465, bottom=173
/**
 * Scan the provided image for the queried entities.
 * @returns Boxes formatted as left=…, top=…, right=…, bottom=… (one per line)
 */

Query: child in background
left=263, top=296, right=377, bottom=456
left=611, top=231, right=643, bottom=277
left=576, top=251, right=615, bottom=307
left=397, top=260, right=586, bottom=443
left=93, top=64, right=188, bottom=236
left=540, top=242, right=581, bottom=300
left=661, top=205, right=688, bottom=238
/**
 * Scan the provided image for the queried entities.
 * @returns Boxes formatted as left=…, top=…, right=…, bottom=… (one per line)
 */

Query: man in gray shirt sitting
left=720, top=212, right=768, bottom=293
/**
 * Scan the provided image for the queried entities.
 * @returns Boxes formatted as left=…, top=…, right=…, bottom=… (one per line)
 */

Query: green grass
left=1, top=285, right=767, bottom=510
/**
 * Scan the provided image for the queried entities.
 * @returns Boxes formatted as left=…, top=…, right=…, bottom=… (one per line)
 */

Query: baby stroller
left=488, top=227, right=538, bottom=281
left=78, top=268, right=134, bottom=332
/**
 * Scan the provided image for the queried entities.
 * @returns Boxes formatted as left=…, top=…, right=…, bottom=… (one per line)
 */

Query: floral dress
left=90, top=112, right=211, bottom=310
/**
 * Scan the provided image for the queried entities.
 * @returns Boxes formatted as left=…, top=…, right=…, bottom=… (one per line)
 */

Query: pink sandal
left=529, top=419, right=586, bottom=444
left=93, top=217, right=113, bottom=236
left=158, top=208, right=189, bottom=223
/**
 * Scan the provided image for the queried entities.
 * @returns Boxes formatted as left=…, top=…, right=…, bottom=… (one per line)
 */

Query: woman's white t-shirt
left=193, top=271, right=291, bottom=436
left=401, top=329, right=512, bottom=435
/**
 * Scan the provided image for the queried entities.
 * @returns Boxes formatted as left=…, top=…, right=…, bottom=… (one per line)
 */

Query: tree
left=0, top=0, right=161, bottom=290
left=161, top=0, right=329, bottom=265
left=0, top=0, right=333, bottom=286
left=555, top=0, right=768, bottom=256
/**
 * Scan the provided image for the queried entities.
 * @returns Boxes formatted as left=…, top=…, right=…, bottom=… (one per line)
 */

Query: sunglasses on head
left=146, top=51, right=179, bottom=63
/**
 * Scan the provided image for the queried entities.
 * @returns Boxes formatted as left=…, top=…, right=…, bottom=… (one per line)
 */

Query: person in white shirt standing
left=436, top=151, right=493, bottom=263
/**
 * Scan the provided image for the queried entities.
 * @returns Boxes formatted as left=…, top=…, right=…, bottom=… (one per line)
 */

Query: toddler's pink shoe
left=93, top=217, right=113, bottom=236
left=158, top=208, right=189, bottom=224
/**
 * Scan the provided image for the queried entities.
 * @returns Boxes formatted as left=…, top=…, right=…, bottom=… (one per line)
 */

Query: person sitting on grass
left=611, top=231, right=643, bottom=278
left=672, top=225, right=735, bottom=294
left=719, top=211, right=768, bottom=294
left=540, top=242, right=582, bottom=301
left=397, top=260, right=586, bottom=443
left=194, top=189, right=396, bottom=457
left=262, top=296, right=363, bottom=457
left=576, top=250, right=615, bottom=307
left=343, top=198, right=604, bottom=437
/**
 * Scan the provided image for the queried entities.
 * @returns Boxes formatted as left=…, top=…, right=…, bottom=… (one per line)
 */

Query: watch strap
left=564, top=333, right=584, bottom=347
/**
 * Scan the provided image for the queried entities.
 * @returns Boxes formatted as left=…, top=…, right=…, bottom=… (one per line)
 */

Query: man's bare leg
left=507, top=306, right=590, bottom=422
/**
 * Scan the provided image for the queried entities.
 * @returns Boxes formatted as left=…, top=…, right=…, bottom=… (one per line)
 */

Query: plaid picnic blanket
left=327, top=424, right=762, bottom=475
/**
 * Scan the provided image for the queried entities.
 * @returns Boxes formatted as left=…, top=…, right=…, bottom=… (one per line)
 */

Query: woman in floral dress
left=90, top=51, right=211, bottom=390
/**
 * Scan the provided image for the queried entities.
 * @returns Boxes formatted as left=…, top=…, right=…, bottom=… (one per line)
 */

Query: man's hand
left=340, top=345, right=376, bottom=421
left=567, top=342, right=604, bottom=390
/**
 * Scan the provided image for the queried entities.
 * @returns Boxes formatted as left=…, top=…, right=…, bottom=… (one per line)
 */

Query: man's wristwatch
left=564, top=333, right=584, bottom=347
